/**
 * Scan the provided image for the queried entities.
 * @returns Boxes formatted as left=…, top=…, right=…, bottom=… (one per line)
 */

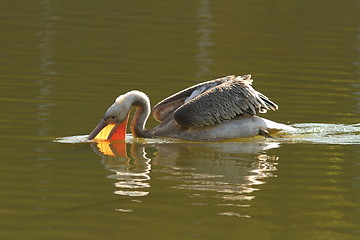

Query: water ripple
left=281, top=123, right=360, bottom=145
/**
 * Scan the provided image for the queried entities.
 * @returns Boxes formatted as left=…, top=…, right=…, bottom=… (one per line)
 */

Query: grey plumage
left=152, top=76, right=229, bottom=122
left=153, top=75, right=278, bottom=127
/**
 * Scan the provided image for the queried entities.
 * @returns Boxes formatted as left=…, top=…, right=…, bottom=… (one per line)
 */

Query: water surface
left=0, top=0, right=359, bottom=239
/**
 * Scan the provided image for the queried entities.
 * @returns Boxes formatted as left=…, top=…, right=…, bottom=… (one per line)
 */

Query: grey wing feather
left=152, top=76, right=233, bottom=122
left=173, top=75, right=278, bottom=127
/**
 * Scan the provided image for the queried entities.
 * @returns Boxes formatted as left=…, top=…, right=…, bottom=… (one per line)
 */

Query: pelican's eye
left=105, top=116, right=117, bottom=122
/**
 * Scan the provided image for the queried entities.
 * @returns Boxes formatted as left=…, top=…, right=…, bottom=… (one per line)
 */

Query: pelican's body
left=88, top=75, right=293, bottom=142
left=151, top=114, right=290, bottom=141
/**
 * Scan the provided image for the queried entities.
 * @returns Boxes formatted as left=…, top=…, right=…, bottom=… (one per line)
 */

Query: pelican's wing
left=173, top=75, right=278, bottom=127
left=152, top=76, right=232, bottom=122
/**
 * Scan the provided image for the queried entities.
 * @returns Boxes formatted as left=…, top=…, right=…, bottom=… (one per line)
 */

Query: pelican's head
left=87, top=93, right=132, bottom=141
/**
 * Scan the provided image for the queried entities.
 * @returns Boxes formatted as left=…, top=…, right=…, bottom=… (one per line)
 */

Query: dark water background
left=0, top=0, right=359, bottom=239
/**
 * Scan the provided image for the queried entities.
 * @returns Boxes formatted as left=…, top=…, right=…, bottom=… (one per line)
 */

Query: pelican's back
left=153, top=75, right=278, bottom=127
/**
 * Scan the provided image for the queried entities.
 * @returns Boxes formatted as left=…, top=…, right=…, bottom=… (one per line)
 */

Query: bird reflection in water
left=91, top=139, right=280, bottom=218
left=153, top=142, right=279, bottom=217
left=91, top=141, right=151, bottom=197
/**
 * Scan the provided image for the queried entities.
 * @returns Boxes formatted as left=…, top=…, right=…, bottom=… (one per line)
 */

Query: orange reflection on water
left=91, top=142, right=151, bottom=198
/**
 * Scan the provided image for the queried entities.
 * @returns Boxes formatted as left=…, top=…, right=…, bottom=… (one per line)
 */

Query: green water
left=0, top=0, right=359, bottom=239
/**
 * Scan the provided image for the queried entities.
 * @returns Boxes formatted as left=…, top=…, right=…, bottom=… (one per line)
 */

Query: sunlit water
left=287, top=123, right=360, bottom=145
left=54, top=122, right=360, bottom=223
left=1, top=0, right=360, bottom=239
left=55, top=135, right=283, bottom=213
left=55, top=122, right=360, bottom=145
left=55, top=121, right=360, bottom=205
left=50, top=124, right=360, bottom=239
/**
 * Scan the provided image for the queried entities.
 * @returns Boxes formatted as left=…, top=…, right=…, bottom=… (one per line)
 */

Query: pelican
left=87, top=75, right=293, bottom=142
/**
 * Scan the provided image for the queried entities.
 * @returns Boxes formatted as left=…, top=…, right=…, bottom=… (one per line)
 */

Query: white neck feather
left=119, top=90, right=151, bottom=137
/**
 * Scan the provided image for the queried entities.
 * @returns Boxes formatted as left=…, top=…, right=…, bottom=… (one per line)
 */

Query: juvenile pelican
left=87, top=75, right=293, bottom=141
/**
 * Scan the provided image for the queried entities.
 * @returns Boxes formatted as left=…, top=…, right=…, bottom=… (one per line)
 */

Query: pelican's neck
left=124, top=91, right=152, bottom=138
